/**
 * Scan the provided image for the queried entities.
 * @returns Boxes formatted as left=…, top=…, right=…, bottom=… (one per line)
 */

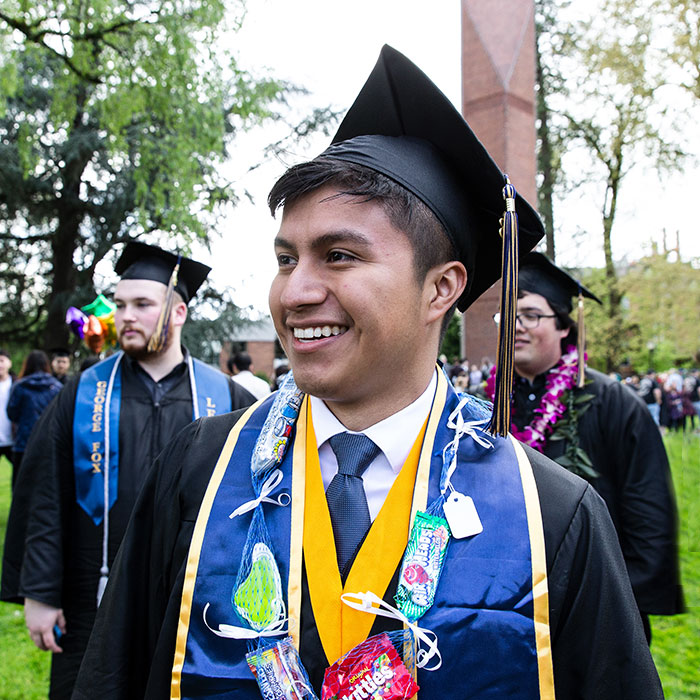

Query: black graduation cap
left=49, top=347, right=71, bottom=358
left=114, top=241, right=210, bottom=304
left=322, top=44, right=545, bottom=311
left=519, top=252, right=602, bottom=312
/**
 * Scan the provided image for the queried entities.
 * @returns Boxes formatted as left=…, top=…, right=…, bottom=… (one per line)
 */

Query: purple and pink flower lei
left=485, top=345, right=584, bottom=452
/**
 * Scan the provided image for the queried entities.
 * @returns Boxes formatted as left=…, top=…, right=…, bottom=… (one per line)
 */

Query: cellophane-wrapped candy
left=322, top=632, right=419, bottom=700
left=247, top=637, right=318, bottom=699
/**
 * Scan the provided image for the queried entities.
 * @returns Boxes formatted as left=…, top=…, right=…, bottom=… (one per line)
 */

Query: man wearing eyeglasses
left=498, top=252, right=683, bottom=643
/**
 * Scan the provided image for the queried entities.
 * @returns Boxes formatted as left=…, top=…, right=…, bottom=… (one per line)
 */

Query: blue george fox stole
left=171, top=370, right=554, bottom=699
left=73, top=352, right=232, bottom=525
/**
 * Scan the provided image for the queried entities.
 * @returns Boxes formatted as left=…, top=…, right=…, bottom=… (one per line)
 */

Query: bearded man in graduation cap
left=0, top=242, right=256, bottom=700
left=489, top=252, right=683, bottom=643
left=75, top=48, right=662, bottom=700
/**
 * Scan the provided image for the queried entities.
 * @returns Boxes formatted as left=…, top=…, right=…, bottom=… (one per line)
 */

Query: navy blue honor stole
left=73, top=353, right=232, bottom=525
left=172, top=372, right=552, bottom=699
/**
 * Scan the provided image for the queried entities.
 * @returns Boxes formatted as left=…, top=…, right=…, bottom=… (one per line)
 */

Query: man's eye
left=522, top=313, right=539, bottom=323
left=276, top=253, right=297, bottom=267
left=328, top=250, right=355, bottom=263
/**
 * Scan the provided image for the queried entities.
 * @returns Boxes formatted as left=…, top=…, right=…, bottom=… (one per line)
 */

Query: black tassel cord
left=487, top=177, right=519, bottom=437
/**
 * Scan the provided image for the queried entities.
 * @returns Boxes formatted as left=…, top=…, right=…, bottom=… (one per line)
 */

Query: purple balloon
left=66, top=306, right=88, bottom=339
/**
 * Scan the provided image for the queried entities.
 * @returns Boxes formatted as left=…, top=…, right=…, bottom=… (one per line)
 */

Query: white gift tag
left=443, top=491, right=483, bottom=539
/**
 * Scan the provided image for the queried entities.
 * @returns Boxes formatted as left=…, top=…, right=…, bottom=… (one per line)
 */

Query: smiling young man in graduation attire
left=494, top=252, right=683, bottom=643
left=0, top=242, right=256, bottom=700
left=75, top=48, right=662, bottom=700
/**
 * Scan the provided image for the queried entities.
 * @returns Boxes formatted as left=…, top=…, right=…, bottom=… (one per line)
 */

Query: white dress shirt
left=232, top=371, right=271, bottom=400
left=310, top=371, right=437, bottom=520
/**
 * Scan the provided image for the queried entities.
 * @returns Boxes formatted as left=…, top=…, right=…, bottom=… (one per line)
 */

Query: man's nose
left=278, top=263, right=327, bottom=309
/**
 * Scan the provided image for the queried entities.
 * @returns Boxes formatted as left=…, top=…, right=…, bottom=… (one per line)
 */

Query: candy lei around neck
left=486, top=346, right=581, bottom=452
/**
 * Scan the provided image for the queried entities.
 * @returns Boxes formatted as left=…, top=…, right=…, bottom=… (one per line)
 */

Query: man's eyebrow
left=114, top=295, right=156, bottom=303
left=274, top=229, right=373, bottom=251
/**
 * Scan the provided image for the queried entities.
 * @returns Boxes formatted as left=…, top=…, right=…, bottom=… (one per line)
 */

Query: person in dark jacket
left=6, top=350, right=62, bottom=486
left=1, top=243, right=256, bottom=700
left=491, top=252, right=684, bottom=643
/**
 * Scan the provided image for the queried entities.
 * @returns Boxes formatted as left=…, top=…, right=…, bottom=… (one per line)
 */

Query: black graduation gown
left=512, top=368, right=684, bottom=617
left=73, top=410, right=663, bottom=700
left=0, top=353, right=255, bottom=700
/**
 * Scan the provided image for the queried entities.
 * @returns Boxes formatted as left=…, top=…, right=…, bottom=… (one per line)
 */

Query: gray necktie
left=326, top=432, right=381, bottom=577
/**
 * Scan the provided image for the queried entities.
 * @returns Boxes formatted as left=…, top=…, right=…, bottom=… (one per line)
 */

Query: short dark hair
left=268, top=157, right=459, bottom=336
left=0, top=349, right=10, bottom=359
left=229, top=352, right=252, bottom=373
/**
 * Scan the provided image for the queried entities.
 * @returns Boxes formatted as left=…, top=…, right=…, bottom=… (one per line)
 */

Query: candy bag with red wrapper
left=322, top=632, right=419, bottom=700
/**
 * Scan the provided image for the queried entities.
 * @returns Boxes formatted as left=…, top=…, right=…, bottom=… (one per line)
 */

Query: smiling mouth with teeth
left=293, top=325, right=348, bottom=340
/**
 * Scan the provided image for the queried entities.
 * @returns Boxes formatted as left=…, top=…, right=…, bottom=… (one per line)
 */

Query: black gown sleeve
left=529, top=446, right=664, bottom=699
left=229, top=380, right=256, bottom=411
left=73, top=410, right=245, bottom=700
left=587, top=376, right=683, bottom=615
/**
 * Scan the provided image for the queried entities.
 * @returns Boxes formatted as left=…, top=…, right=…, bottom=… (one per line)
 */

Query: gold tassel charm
left=576, top=290, right=586, bottom=388
left=488, top=176, right=519, bottom=437
left=147, top=258, right=181, bottom=353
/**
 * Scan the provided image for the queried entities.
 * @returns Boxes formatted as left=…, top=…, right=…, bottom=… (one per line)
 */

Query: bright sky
left=193, top=0, right=699, bottom=315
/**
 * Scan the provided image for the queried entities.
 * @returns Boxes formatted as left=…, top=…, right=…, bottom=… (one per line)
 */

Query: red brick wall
left=246, top=341, right=275, bottom=381
left=460, top=0, right=537, bottom=364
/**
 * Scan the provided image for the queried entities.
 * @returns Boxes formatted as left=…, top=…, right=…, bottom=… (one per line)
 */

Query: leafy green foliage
left=580, top=253, right=700, bottom=371
left=549, top=386, right=598, bottom=478
left=439, top=312, right=462, bottom=362
left=535, top=0, right=693, bottom=371
left=0, top=1, right=313, bottom=347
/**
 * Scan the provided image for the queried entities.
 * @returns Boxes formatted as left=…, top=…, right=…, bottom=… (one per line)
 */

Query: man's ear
left=425, top=261, right=467, bottom=323
left=171, top=299, right=188, bottom=329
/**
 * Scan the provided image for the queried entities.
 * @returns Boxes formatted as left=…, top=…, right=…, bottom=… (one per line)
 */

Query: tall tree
left=0, top=1, right=318, bottom=348
left=534, top=0, right=568, bottom=260
left=541, top=0, right=687, bottom=370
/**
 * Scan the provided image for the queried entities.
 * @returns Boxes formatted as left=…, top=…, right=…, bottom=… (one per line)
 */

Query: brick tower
left=460, top=0, right=538, bottom=364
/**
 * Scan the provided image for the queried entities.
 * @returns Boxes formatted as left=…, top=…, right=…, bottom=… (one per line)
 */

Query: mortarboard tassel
left=487, top=176, right=519, bottom=437
left=576, top=288, right=586, bottom=388
left=146, top=256, right=181, bottom=353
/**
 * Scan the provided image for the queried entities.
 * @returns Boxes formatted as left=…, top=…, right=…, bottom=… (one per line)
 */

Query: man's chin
left=119, top=338, right=150, bottom=360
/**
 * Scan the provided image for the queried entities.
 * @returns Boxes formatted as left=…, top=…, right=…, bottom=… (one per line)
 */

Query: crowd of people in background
left=443, top=354, right=700, bottom=435
left=625, top=368, right=700, bottom=433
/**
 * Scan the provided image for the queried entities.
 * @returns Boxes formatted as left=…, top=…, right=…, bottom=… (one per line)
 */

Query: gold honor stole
left=172, top=370, right=554, bottom=699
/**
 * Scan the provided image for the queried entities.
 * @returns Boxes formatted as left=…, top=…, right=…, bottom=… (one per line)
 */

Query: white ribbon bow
left=202, top=602, right=288, bottom=640
left=341, top=591, right=442, bottom=671
left=229, top=468, right=291, bottom=519
left=442, top=397, right=493, bottom=493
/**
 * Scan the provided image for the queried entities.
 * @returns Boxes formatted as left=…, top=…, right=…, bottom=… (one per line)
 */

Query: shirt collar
left=310, top=370, right=437, bottom=474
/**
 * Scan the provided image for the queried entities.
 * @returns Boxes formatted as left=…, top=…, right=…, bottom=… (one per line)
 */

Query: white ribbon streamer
left=202, top=602, right=288, bottom=640
left=441, top=397, right=493, bottom=494
left=229, top=469, right=291, bottom=519
left=341, top=591, right=442, bottom=671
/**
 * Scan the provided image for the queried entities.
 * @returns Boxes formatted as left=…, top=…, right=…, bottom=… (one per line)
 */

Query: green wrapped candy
left=394, top=511, right=451, bottom=622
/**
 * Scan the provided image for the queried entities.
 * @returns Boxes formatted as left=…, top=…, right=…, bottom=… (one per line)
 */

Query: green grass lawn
left=650, top=431, right=700, bottom=699
left=0, top=435, right=698, bottom=698
left=0, top=456, right=51, bottom=699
